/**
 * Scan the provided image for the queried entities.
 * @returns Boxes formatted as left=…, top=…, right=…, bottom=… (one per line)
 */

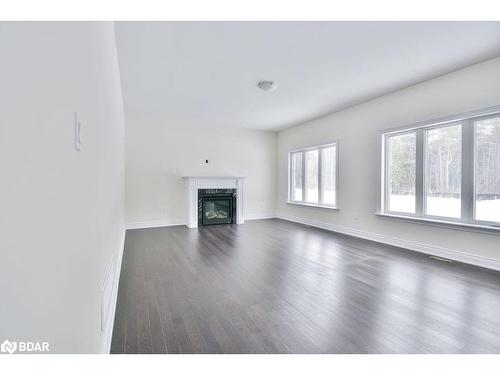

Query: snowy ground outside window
left=389, top=194, right=500, bottom=222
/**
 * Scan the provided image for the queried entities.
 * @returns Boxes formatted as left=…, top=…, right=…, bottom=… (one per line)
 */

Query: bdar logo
left=0, top=339, right=49, bottom=354
left=1, top=340, right=17, bottom=354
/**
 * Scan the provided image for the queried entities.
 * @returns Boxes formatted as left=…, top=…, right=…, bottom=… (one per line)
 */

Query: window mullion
left=301, top=151, right=306, bottom=202
left=289, top=154, right=292, bottom=202
left=384, top=135, right=390, bottom=213
left=318, top=147, right=323, bottom=205
left=415, top=129, right=424, bottom=216
left=334, top=144, right=338, bottom=207
left=381, top=136, right=385, bottom=212
left=462, top=120, right=475, bottom=223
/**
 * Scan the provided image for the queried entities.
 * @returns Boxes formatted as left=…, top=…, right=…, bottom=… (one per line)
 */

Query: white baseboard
left=102, top=227, right=126, bottom=354
left=277, top=213, right=500, bottom=272
left=126, top=219, right=185, bottom=230
left=245, top=213, right=277, bottom=221
left=126, top=215, right=276, bottom=229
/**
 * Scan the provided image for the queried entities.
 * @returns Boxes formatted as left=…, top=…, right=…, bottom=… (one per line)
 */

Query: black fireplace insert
left=198, top=189, right=236, bottom=226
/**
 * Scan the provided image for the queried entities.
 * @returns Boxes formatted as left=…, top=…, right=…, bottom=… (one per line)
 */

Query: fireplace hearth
left=198, top=189, right=236, bottom=226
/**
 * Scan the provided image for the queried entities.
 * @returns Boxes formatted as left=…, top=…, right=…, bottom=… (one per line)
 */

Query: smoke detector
left=257, top=80, right=277, bottom=92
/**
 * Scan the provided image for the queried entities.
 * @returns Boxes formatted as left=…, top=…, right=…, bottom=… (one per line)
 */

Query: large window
left=289, top=143, right=338, bottom=208
left=381, top=107, right=500, bottom=227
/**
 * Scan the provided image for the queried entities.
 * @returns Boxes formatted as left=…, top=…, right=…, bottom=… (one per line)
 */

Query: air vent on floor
left=429, top=255, right=453, bottom=263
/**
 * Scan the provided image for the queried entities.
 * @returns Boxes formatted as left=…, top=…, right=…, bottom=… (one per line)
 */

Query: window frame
left=378, top=105, right=500, bottom=231
left=288, top=141, right=339, bottom=210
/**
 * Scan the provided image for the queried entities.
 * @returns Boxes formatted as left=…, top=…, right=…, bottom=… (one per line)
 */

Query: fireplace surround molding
left=182, top=176, right=246, bottom=228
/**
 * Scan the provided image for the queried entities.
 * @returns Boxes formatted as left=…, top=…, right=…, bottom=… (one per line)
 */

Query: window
left=475, top=117, right=500, bottom=222
left=305, top=149, right=319, bottom=203
left=380, top=107, right=500, bottom=228
left=424, top=124, right=462, bottom=218
left=386, top=132, right=416, bottom=214
left=321, top=146, right=336, bottom=205
left=291, top=152, right=303, bottom=201
left=289, top=143, right=337, bottom=208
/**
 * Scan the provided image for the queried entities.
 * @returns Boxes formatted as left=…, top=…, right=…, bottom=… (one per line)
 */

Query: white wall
left=277, top=57, right=500, bottom=268
left=0, top=22, right=125, bottom=353
left=125, top=116, right=277, bottom=227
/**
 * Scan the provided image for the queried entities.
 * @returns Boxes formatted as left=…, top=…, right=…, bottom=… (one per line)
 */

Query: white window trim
left=287, top=141, right=339, bottom=210
left=378, top=105, right=500, bottom=231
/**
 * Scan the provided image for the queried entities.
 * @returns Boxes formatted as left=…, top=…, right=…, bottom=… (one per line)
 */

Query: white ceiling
left=115, top=22, right=500, bottom=131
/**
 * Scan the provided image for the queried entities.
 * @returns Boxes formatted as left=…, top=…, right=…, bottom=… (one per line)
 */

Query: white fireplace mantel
left=182, top=176, right=246, bottom=228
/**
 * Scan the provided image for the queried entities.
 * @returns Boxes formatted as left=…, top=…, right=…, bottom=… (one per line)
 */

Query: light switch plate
left=74, top=112, right=82, bottom=152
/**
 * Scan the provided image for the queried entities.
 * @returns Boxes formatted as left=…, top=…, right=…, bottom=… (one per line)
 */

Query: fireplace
left=198, top=189, right=236, bottom=226
left=183, top=176, right=245, bottom=228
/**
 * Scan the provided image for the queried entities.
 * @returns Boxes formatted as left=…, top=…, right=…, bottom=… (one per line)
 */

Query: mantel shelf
left=182, top=176, right=246, bottom=179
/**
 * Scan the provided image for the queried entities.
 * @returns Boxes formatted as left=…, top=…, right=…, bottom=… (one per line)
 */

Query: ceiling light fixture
left=257, top=80, right=277, bottom=92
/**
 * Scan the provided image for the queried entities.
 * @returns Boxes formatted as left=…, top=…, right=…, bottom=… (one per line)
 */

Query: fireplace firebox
left=198, top=189, right=236, bottom=226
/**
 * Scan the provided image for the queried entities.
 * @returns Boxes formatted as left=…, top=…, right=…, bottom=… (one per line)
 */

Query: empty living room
left=1, top=1, right=500, bottom=373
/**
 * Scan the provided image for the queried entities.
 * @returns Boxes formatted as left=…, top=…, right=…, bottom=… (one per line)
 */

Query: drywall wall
left=125, top=115, right=277, bottom=227
left=277, top=56, right=500, bottom=267
left=0, top=22, right=125, bottom=353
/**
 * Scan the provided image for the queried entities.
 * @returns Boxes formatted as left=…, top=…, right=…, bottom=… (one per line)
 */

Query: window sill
left=376, top=212, right=500, bottom=235
left=286, top=201, right=339, bottom=210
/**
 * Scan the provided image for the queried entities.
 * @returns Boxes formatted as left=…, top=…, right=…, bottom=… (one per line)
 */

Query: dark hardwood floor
left=111, top=219, right=500, bottom=354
